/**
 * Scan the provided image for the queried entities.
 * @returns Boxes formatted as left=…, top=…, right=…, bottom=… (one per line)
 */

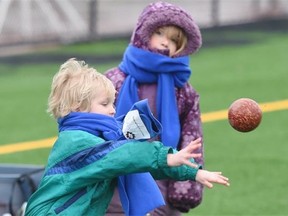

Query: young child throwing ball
left=25, top=59, right=229, bottom=216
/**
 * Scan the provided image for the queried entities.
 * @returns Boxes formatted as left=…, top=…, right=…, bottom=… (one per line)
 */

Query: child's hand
left=167, top=138, right=202, bottom=168
left=195, top=170, right=230, bottom=188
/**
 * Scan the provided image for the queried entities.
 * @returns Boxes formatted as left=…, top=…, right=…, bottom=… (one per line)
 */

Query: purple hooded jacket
left=105, top=1, right=204, bottom=213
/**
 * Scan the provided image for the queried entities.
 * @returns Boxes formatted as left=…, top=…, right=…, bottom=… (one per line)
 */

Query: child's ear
left=73, top=102, right=82, bottom=112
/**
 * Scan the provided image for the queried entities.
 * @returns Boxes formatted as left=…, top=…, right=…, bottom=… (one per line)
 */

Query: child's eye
left=155, top=30, right=161, bottom=35
left=171, top=37, right=178, bottom=43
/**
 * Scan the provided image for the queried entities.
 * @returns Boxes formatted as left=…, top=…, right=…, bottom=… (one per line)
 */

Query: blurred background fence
left=0, top=0, right=288, bottom=47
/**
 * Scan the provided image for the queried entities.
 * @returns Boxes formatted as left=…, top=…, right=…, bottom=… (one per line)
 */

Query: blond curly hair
left=47, top=58, right=116, bottom=118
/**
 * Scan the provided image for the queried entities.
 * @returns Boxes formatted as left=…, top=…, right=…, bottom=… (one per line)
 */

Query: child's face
left=90, top=92, right=115, bottom=117
left=149, top=27, right=177, bottom=57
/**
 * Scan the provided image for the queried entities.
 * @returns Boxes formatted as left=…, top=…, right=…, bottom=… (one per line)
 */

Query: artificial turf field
left=0, top=20, right=287, bottom=215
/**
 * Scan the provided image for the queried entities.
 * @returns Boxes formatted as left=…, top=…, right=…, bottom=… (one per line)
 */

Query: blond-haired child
left=25, top=59, right=229, bottom=216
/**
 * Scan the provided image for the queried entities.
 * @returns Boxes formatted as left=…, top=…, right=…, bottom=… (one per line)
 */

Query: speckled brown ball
left=228, top=98, right=262, bottom=132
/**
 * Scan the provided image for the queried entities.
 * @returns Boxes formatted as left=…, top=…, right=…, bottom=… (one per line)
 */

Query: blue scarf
left=58, top=112, right=123, bottom=140
left=117, top=45, right=191, bottom=149
left=58, top=111, right=164, bottom=215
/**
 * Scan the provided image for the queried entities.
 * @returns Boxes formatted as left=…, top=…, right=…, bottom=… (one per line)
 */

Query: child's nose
left=110, top=106, right=116, bottom=116
left=161, top=38, right=169, bottom=47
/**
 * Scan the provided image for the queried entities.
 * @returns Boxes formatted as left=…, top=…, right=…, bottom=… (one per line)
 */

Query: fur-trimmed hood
left=130, top=1, right=202, bottom=56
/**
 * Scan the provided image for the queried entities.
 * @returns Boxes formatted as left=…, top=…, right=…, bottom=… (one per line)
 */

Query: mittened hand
left=122, top=99, right=162, bottom=140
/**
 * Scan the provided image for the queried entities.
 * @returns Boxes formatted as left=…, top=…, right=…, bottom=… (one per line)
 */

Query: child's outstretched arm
left=166, top=137, right=230, bottom=188
left=167, top=138, right=202, bottom=168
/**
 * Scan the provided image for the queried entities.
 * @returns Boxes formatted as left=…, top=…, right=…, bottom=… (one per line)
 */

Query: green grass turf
left=0, top=29, right=287, bottom=215
left=188, top=109, right=288, bottom=215
left=191, top=35, right=288, bottom=112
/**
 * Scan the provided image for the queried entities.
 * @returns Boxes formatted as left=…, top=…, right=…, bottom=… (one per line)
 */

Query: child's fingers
left=183, top=160, right=198, bottom=168
left=211, top=171, right=222, bottom=175
left=204, top=181, right=213, bottom=189
left=219, top=176, right=230, bottom=186
left=190, top=153, right=202, bottom=158
left=213, top=174, right=230, bottom=186
left=216, top=178, right=230, bottom=186
left=205, top=178, right=229, bottom=188
left=186, top=143, right=201, bottom=152
left=219, top=175, right=229, bottom=182
left=189, top=137, right=201, bottom=145
left=212, top=172, right=229, bottom=181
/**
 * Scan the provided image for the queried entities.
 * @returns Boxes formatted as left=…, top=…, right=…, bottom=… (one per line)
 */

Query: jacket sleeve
left=44, top=137, right=201, bottom=193
left=66, top=140, right=200, bottom=187
left=149, top=148, right=200, bottom=181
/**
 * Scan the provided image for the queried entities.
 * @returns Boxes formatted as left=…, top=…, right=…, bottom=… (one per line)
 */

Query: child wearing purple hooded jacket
left=105, top=1, right=205, bottom=215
